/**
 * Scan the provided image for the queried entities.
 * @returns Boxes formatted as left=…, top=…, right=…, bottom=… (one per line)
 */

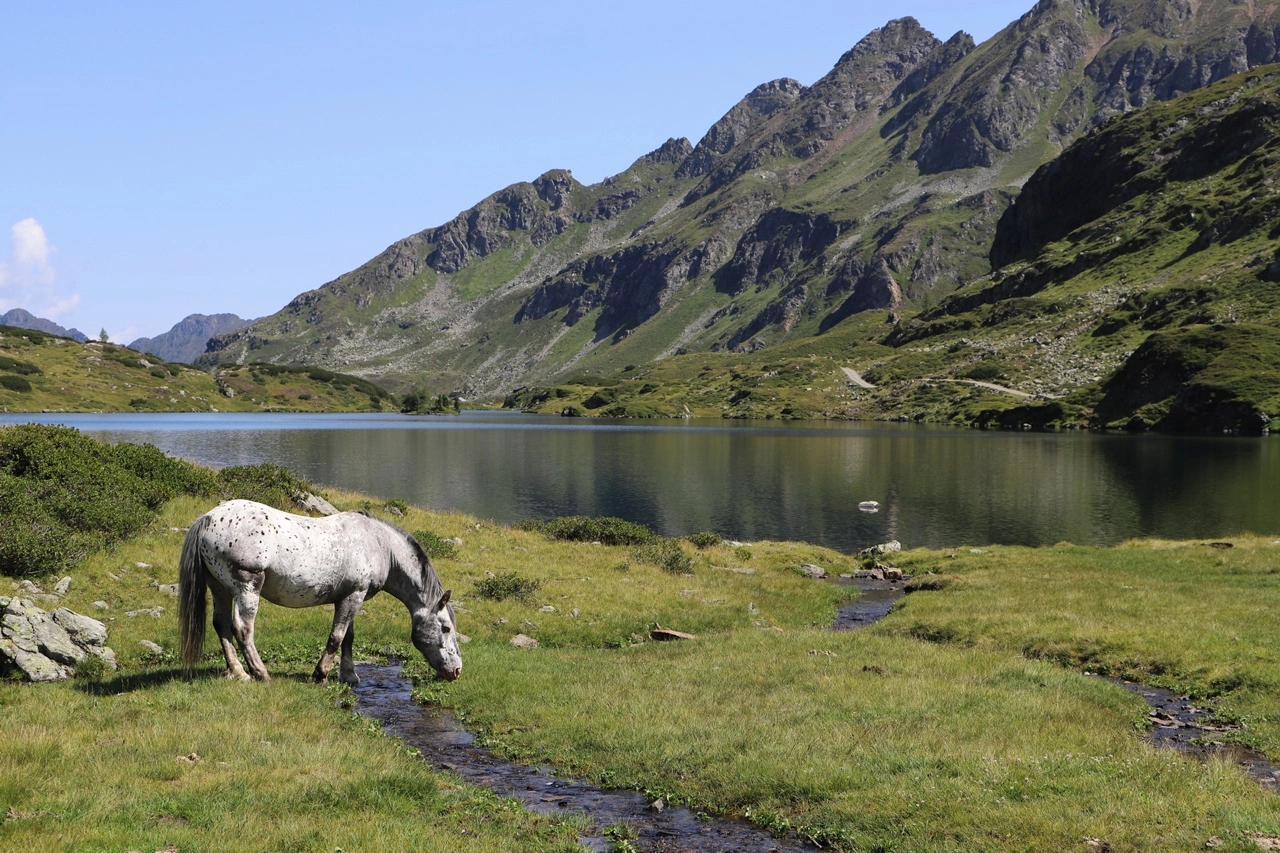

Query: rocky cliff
left=207, top=0, right=1280, bottom=401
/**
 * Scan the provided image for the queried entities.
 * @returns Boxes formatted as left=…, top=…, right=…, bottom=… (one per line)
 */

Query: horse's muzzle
left=438, top=666, right=461, bottom=681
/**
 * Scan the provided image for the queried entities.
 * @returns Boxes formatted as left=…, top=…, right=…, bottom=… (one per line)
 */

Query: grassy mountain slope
left=0, top=326, right=393, bottom=413
left=514, top=65, right=1280, bottom=433
left=207, top=0, right=1280, bottom=413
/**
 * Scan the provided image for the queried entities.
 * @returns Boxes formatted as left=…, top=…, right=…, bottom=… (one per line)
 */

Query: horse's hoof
left=339, top=673, right=360, bottom=686
left=227, top=671, right=251, bottom=682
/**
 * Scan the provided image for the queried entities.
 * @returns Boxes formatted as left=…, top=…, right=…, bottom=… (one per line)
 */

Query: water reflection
left=4, top=412, right=1276, bottom=552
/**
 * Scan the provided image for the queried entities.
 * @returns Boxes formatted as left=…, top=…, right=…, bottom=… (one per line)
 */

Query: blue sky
left=1, top=1, right=1034, bottom=344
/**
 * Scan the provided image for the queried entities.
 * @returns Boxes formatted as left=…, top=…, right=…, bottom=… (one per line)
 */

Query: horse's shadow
left=72, top=666, right=322, bottom=695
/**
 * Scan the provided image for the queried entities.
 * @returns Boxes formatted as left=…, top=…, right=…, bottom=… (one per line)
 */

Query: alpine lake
left=3, top=410, right=1276, bottom=552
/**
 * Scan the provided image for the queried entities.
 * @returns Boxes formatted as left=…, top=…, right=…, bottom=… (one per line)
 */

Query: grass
left=884, top=537, right=1280, bottom=754
left=4, top=476, right=1280, bottom=850
left=0, top=670, right=583, bottom=853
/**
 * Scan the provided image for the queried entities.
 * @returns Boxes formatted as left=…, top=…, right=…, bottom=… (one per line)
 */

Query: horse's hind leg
left=228, top=572, right=271, bottom=681
left=211, top=588, right=250, bottom=682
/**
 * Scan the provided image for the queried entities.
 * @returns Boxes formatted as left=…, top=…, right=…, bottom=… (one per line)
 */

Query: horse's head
left=412, top=589, right=462, bottom=680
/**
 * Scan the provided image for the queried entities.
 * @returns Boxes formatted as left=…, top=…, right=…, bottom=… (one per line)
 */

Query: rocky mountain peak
left=675, top=78, right=804, bottom=179
left=641, top=137, right=694, bottom=166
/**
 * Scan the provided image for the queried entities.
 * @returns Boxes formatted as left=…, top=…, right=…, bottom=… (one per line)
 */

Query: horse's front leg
left=314, top=592, right=366, bottom=685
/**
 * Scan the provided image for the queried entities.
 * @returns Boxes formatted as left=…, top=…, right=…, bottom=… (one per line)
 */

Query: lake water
left=3, top=411, right=1277, bottom=553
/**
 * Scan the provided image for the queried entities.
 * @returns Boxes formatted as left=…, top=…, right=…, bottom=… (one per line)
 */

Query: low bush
left=0, top=375, right=32, bottom=392
left=413, top=529, right=459, bottom=561
left=634, top=539, right=695, bottom=575
left=0, top=355, right=41, bottom=375
left=517, top=515, right=656, bottom=546
left=0, top=424, right=216, bottom=577
left=215, top=463, right=316, bottom=511
left=473, top=571, right=542, bottom=601
left=686, top=531, right=722, bottom=549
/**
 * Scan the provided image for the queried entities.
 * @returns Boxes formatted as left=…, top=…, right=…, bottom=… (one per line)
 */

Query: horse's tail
left=178, top=513, right=211, bottom=676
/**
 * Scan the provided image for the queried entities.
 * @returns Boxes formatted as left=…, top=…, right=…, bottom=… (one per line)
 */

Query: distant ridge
left=129, top=313, right=254, bottom=364
left=0, top=308, right=89, bottom=342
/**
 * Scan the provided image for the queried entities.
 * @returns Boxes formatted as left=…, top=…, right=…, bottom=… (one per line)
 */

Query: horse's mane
left=358, top=511, right=444, bottom=601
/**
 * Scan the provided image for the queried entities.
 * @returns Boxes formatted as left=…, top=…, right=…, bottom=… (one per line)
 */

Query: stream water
left=351, top=578, right=1278, bottom=852
left=352, top=663, right=818, bottom=853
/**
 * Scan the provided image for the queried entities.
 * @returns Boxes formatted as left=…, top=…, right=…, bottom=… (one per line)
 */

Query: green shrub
left=962, top=363, right=1005, bottom=382
left=385, top=498, right=409, bottom=514
left=412, top=529, right=459, bottom=561
left=473, top=571, right=542, bottom=601
left=216, top=463, right=316, bottom=511
left=686, top=531, right=722, bottom=549
left=0, top=355, right=41, bottom=375
left=517, top=515, right=656, bottom=546
left=0, top=425, right=217, bottom=577
left=634, top=539, right=695, bottom=575
left=0, top=375, right=32, bottom=392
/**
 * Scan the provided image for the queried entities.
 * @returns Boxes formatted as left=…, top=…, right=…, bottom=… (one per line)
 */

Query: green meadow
left=2, top=430, right=1279, bottom=851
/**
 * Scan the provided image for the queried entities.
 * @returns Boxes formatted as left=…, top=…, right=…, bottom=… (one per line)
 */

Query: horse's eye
left=442, top=625, right=451, bottom=633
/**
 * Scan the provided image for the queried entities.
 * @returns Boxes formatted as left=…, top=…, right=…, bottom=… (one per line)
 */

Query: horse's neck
left=381, top=533, right=434, bottom=612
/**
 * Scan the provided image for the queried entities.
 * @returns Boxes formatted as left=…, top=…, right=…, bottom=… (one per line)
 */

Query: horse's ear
left=436, top=589, right=452, bottom=610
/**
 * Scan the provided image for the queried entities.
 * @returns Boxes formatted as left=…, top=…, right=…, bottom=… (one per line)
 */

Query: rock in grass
left=510, top=633, right=539, bottom=649
left=297, top=491, right=339, bottom=516
left=798, top=563, right=827, bottom=579
left=650, top=625, right=697, bottom=642
left=0, top=597, right=116, bottom=681
left=860, top=540, right=902, bottom=556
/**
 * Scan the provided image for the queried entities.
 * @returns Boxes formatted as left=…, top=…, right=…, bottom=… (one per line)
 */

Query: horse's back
left=197, top=500, right=385, bottom=607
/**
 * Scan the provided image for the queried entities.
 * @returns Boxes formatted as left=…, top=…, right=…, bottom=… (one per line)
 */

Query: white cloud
left=12, top=218, right=52, bottom=274
left=0, top=218, right=79, bottom=321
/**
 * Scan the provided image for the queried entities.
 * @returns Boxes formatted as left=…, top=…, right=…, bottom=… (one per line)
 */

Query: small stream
left=832, top=576, right=1280, bottom=790
left=352, top=663, right=818, bottom=852
left=353, top=576, right=1276, bottom=853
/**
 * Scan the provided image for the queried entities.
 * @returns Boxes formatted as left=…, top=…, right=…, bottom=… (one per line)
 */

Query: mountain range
left=200, top=0, right=1280, bottom=430
left=129, top=313, right=253, bottom=364
left=0, top=309, right=88, bottom=343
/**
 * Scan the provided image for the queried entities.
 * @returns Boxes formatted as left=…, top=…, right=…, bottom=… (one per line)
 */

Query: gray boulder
left=0, top=597, right=117, bottom=681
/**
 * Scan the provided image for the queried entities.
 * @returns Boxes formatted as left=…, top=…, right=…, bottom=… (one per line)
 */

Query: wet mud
left=352, top=663, right=817, bottom=853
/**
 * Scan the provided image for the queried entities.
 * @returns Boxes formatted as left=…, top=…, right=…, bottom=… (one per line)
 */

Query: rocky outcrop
left=427, top=172, right=582, bottom=273
left=819, top=258, right=906, bottom=332
left=676, top=79, right=804, bottom=179
left=914, top=0, right=1280, bottom=174
left=0, top=597, right=117, bottom=681
left=518, top=241, right=685, bottom=338
left=714, top=209, right=844, bottom=295
left=991, top=68, right=1280, bottom=266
